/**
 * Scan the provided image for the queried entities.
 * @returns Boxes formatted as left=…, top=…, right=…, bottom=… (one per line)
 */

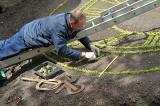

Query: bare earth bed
left=1, top=0, right=160, bottom=106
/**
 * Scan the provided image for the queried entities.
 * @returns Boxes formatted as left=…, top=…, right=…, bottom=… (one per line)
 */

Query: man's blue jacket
left=23, top=13, right=91, bottom=60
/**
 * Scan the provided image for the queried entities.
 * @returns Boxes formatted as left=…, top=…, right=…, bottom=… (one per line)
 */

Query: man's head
left=69, top=10, right=86, bottom=31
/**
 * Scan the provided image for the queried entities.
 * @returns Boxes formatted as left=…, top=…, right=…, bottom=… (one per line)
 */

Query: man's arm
left=78, top=36, right=100, bottom=57
left=52, top=34, right=82, bottom=60
left=78, top=36, right=91, bottom=50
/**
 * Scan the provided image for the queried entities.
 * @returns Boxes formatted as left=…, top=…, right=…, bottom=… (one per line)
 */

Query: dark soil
left=1, top=0, right=160, bottom=106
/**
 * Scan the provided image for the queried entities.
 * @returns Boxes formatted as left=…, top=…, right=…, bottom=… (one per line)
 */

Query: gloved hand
left=85, top=52, right=96, bottom=59
left=89, top=43, right=100, bottom=56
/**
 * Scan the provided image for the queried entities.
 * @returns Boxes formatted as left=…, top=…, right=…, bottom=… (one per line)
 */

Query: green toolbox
left=0, top=70, right=7, bottom=80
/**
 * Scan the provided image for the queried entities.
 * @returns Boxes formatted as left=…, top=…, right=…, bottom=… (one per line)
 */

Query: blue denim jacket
left=23, top=13, right=91, bottom=60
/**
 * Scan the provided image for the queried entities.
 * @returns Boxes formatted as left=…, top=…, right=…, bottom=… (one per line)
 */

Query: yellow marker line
left=49, top=0, right=69, bottom=16
left=87, top=8, right=105, bottom=11
left=98, top=56, right=119, bottom=77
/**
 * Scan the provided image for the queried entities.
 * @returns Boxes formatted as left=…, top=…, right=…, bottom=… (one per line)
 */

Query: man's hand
left=89, top=43, right=100, bottom=56
left=81, top=52, right=96, bottom=59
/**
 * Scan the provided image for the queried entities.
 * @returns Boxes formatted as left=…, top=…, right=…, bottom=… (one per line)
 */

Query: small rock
left=0, top=7, right=7, bottom=13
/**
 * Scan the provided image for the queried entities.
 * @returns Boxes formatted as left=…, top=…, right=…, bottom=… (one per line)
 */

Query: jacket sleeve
left=78, top=36, right=92, bottom=50
left=52, top=34, right=82, bottom=60
left=74, top=29, right=92, bottom=50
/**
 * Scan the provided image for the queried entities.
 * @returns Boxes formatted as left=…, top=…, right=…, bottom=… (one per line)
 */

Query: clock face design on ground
left=44, top=0, right=160, bottom=75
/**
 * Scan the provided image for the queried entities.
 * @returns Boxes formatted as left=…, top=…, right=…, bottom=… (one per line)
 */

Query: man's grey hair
left=70, top=10, right=86, bottom=24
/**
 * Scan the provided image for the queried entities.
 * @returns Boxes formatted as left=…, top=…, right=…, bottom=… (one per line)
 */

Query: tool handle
left=21, top=77, right=39, bottom=82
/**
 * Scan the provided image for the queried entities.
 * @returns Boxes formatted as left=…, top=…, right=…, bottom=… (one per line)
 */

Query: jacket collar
left=65, top=13, right=73, bottom=34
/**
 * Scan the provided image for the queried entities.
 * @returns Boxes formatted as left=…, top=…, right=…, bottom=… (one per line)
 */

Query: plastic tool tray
left=32, top=61, right=62, bottom=79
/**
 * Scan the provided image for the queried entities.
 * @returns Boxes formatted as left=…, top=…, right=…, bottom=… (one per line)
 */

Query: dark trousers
left=0, top=26, right=28, bottom=60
